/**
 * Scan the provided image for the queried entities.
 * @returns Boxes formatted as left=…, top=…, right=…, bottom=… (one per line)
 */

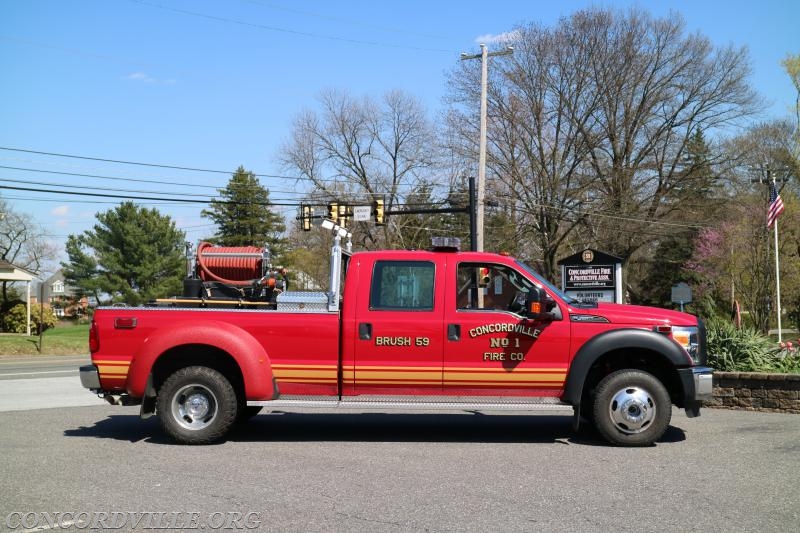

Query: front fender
left=562, top=328, right=692, bottom=405
left=126, top=319, right=275, bottom=400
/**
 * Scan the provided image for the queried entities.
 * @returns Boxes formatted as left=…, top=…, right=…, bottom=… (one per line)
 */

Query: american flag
left=767, top=181, right=785, bottom=229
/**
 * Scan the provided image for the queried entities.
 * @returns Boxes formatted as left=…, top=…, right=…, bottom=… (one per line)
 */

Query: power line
left=0, top=146, right=372, bottom=187
left=0, top=177, right=215, bottom=199
left=0, top=164, right=335, bottom=197
left=0, top=146, right=300, bottom=180
left=0, top=177, right=305, bottom=203
left=0, top=184, right=299, bottom=206
left=243, top=0, right=452, bottom=41
left=0, top=194, right=194, bottom=206
left=3, top=181, right=711, bottom=231
left=130, top=0, right=456, bottom=54
left=0, top=165, right=221, bottom=191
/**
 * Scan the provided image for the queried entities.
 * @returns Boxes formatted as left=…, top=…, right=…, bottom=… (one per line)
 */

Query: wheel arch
left=127, top=319, right=276, bottom=401
left=150, top=344, right=246, bottom=398
left=563, top=328, right=691, bottom=407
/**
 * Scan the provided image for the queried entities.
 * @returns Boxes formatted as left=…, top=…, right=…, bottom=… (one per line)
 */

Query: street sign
left=353, top=205, right=371, bottom=221
left=671, top=282, right=692, bottom=304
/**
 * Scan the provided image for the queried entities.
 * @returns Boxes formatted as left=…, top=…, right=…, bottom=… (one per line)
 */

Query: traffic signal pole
left=300, top=177, right=478, bottom=250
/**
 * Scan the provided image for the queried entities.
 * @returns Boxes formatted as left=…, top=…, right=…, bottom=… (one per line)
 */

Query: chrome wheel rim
left=171, top=384, right=218, bottom=431
left=608, top=386, right=655, bottom=434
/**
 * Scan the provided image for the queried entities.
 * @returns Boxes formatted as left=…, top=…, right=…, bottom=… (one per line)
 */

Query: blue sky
left=1, top=0, right=798, bottom=263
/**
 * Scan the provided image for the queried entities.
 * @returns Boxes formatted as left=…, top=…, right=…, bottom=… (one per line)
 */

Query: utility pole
left=461, top=44, right=513, bottom=251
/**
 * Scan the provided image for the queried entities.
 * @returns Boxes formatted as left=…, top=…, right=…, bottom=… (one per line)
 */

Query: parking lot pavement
left=1, top=404, right=799, bottom=531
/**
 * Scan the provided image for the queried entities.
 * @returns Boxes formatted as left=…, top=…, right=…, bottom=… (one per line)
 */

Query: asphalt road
left=1, top=373, right=799, bottom=532
left=0, top=355, right=89, bottom=380
left=0, top=356, right=105, bottom=412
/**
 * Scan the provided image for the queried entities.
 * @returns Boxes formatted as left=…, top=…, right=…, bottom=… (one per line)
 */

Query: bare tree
left=568, top=9, right=760, bottom=259
left=783, top=54, right=800, bottom=161
left=280, top=89, right=438, bottom=249
left=446, top=7, right=760, bottom=280
left=0, top=197, right=58, bottom=303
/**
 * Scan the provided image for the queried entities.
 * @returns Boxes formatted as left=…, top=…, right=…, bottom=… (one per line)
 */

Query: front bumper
left=79, top=364, right=101, bottom=390
left=678, top=366, right=714, bottom=417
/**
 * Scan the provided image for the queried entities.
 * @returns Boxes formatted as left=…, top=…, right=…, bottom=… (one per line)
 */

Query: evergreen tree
left=636, top=129, right=718, bottom=308
left=202, top=167, right=288, bottom=259
left=62, top=202, right=185, bottom=306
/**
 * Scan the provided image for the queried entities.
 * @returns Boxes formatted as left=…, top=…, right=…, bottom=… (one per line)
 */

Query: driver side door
left=442, top=260, right=570, bottom=396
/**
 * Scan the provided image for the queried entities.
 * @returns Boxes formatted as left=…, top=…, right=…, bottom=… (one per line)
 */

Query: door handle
left=358, top=323, right=372, bottom=340
left=447, top=324, right=461, bottom=341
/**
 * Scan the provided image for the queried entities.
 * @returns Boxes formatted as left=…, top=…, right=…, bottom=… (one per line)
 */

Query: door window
left=370, top=261, right=435, bottom=311
left=456, top=262, right=533, bottom=313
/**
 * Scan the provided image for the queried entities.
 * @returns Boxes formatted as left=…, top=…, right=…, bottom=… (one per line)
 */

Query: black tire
left=156, top=366, right=239, bottom=445
left=592, top=369, right=671, bottom=447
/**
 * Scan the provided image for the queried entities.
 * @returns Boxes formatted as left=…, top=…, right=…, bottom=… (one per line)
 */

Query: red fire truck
left=80, top=230, right=712, bottom=446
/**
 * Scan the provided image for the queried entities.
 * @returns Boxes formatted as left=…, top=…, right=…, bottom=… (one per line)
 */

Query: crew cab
left=80, top=234, right=712, bottom=446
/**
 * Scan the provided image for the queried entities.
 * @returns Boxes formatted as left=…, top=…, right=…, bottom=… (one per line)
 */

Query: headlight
left=671, top=326, right=700, bottom=364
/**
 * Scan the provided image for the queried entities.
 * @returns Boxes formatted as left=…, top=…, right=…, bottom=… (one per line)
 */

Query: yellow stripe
left=91, top=362, right=565, bottom=383
left=442, top=382, right=560, bottom=387
left=351, top=366, right=442, bottom=372
left=445, top=367, right=567, bottom=373
left=355, top=370, right=441, bottom=380
left=358, top=380, right=441, bottom=387
left=445, top=372, right=565, bottom=383
left=273, top=369, right=337, bottom=379
left=272, top=364, right=337, bottom=370
left=98, top=365, right=130, bottom=376
left=277, top=378, right=337, bottom=384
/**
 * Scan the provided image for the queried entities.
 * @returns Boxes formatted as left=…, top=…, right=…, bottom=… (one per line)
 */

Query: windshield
left=515, top=260, right=579, bottom=305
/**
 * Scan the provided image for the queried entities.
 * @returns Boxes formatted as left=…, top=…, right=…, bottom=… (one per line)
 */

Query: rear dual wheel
left=592, top=369, right=671, bottom=447
left=157, top=366, right=239, bottom=445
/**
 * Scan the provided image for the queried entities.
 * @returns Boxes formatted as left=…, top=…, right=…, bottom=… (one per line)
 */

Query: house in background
left=41, top=270, right=88, bottom=317
left=0, top=259, right=37, bottom=335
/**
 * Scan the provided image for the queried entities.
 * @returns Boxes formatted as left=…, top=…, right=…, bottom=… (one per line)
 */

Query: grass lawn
left=0, top=322, right=90, bottom=356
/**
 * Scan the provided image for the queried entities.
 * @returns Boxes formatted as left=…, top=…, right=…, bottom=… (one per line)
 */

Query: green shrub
left=705, top=318, right=800, bottom=374
left=772, top=351, right=800, bottom=374
left=1, top=303, right=58, bottom=334
left=705, top=317, right=778, bottom=372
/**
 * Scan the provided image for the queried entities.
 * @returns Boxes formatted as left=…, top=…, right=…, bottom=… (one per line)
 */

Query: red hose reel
left=195, top=242, right=266, bottom=286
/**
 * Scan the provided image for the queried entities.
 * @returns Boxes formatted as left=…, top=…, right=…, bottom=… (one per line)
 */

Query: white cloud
left=50, top=205, right=69, bottom=217
left=474, top=30, right=521, bottom=46
left=125, top=72, right=176, bottom=85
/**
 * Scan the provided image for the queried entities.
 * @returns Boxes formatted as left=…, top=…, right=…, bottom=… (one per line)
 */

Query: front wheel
left=592, top=369, right=671, bottom=447
left=157, top=366, right=239, bottom=444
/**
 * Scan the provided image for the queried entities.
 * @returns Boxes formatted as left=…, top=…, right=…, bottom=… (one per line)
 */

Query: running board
left=249, top=396, right=573, bottom=412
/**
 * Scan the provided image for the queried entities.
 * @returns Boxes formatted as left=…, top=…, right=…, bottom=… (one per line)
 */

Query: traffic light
left=328, top=202, right=339, bottom=224
left=300, top=204, right=312, bottom=231
left=373, top=197, right=385, bottom=225
left=479, top=267, right=491, bottom=286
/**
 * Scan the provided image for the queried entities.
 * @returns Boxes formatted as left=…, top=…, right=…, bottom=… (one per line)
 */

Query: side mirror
left=524, top=287, right=555, bottom=321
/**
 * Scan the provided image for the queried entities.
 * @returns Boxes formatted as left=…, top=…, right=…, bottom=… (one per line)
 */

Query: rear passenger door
left=351, top=258, right=444, bottom=394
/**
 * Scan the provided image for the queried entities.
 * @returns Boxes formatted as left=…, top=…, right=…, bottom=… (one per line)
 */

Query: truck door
left=350, top=257, right=444, bottom=394
left=442, top=259, right=570, bottom=396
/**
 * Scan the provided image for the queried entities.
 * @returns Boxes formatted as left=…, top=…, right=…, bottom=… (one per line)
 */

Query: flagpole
left=774, top=205, right=782, bottom=343
left=764, top=170, right=785, bottom=342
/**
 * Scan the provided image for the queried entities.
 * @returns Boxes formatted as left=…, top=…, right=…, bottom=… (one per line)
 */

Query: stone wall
left=709, top=372, right=800, bottom=414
